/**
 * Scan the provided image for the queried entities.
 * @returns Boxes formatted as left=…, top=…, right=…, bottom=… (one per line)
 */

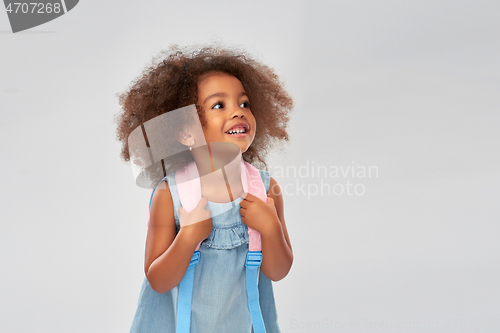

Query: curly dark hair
left=114, top=44, right=293, bottom=176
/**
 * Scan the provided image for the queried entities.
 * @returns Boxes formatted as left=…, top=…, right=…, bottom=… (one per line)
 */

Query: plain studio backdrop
left=1, top=1, right=499, bottom=332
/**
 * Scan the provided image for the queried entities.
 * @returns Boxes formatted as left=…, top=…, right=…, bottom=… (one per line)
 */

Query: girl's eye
left=240, top=101, right=250, bottom=108
left=212, top=101, right=224, bottom=109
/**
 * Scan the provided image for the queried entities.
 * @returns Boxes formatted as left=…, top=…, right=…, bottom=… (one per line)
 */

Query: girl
left=115, top=45, right=294, bottom=332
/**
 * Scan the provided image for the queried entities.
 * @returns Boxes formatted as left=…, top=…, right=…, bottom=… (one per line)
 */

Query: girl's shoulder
left=148, top=175, right=173, bottom=212
left=147, top=176, right=176, bottom=229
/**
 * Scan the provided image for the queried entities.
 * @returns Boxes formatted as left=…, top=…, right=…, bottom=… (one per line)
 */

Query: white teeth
left=227, top=128, right=246, bottom=134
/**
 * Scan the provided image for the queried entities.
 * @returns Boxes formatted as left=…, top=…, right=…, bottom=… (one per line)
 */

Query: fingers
left=178, top=197, right=212, bottom=228
left=196, top=197, right=208, bottom=209
left=241, top=192, right=270, bottom=204
left=179, top=197, right=207, bottom=216
left=194, top=197, right=211, bottom=219
left=240, top=192, right=256, bottom=202
left=240, top=193, right=268, bottom=209
left=239, top=198, right=248, bottom=208
left=203, top=209, right=212, bottom=220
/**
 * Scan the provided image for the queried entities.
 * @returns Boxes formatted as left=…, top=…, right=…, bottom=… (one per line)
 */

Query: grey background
left=1, top=1, right=499, bottom=332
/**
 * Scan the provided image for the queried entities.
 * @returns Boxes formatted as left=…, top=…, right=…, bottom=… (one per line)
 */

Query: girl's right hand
left=178, top=197, right=213, bottom=245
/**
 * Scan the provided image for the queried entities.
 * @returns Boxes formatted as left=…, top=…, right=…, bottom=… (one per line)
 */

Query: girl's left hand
left=239, top=192, right=281, bottom=235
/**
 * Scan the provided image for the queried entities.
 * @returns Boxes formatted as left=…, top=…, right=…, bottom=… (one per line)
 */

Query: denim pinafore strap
left=130, top=169, right=281, bottom=333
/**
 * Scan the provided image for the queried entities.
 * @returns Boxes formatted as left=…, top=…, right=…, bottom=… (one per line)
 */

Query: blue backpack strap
left=176, top=251, right=200, bottom=333
left=246, top=251, right=266, bottom=333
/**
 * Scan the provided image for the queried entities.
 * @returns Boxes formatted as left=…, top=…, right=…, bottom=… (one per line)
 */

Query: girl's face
left=196, top=72, right=256, bottom=153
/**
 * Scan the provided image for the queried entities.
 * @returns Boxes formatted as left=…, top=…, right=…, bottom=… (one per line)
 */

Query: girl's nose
left=232, top=113, right=244, bottom=119
left=230, top=107, right=245, bottom=119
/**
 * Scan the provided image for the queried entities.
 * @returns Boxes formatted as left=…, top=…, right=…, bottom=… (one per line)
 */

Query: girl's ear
left=177, top=129, right=195, bottom=147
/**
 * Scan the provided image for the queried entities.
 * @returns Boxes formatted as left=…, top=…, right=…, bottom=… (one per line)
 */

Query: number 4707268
left=6, top=2, right=62, bottom=14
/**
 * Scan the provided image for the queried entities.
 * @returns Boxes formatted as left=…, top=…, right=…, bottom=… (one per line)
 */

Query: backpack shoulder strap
left=241, top=160, right=267, bottom=202
left=243, top=160, right=268, bottom=333
left=241, top=160, right=267, bottom=251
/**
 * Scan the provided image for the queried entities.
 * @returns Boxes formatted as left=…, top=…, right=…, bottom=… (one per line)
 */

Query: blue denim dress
left=130, top=169, right=281, bottom=333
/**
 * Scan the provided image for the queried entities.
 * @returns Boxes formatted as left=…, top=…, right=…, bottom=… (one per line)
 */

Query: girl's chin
left=232, top=142, right=250, bottom=154
left=205, top=136, right=253, bottom=153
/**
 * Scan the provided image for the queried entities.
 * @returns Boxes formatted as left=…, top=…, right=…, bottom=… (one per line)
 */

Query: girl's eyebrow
left=203, top=91, right=247, bottom=104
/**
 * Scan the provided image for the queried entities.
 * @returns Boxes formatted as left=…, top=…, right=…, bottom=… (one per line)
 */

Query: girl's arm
left=260, top=176, right=293, bottom=281
left=144, top=181, right=212, bottom=293
left=240, top=177, right=293, bottom=281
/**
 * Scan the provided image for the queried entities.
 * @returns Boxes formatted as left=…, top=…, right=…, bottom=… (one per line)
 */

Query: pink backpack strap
left=175, top=161, right=202, bottom=251
left=241, top=159, right=266, bottom=251
left=175, top=161, right=202, bottom=213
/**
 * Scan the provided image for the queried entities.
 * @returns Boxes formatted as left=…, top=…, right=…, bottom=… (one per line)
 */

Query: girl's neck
left=190, top=144, right=244, bottom=203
